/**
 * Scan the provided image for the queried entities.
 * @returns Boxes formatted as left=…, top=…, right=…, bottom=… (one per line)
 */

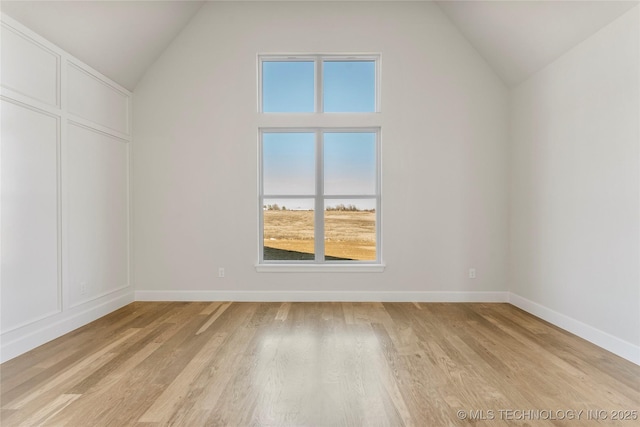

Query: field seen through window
left=263, top=206, right=375, bottom=261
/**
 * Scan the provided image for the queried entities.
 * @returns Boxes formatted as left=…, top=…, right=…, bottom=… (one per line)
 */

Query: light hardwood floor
left=1, top=302, right=639, bottom=426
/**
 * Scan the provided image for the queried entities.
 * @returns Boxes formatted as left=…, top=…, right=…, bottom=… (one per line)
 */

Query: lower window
left=259, top=129, right=380, bottom=264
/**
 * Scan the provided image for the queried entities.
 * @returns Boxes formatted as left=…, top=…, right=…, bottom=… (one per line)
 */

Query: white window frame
left=258, top=54, right=381, bottom=113
left=256, top=54, right=384, bottom=272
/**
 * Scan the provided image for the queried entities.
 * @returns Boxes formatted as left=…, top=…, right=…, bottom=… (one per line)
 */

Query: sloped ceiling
left=436, top=0, right=639, bottom=87
left=0, top=0, right=205, bottom=90
left=1, top=1, right=638, bottom=91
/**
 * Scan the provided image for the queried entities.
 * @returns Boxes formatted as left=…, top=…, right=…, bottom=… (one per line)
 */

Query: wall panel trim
left=0, top=19, right=60, bottom=107
left=67, top=118, right=130, bottom=143
left=66, top=61, right=131, bottom=135
left=68, top=284, right=132, bottom=310
left=1, top=14, right=133, bottom=362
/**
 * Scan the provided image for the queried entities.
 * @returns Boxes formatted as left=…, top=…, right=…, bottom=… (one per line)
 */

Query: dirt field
left=263, top=210, right=376, bottom=260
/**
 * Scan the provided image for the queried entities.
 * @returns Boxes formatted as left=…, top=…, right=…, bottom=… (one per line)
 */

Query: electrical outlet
left=218, top=268, right=225, bottom=278
left=468, top=268, right=476, bottom=279
left=80, top=282, right=87, bottom=294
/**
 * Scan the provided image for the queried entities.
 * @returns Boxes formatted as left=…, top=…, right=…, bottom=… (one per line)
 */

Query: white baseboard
left=135, top=290, right=510, bottom=303
left=509, top=293, right=640, bottom=365
left=0, top=291, right=134, bottom=363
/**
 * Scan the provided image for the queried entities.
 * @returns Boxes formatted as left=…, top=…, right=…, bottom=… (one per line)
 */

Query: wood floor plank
left=2, top=352, right=117, bottom=426
left=20, top=393, right=80, bottom=426
left=195, top=301, right=232, bottom=335
left=50, top=308, right=207, bottom=425
left=3, top=328, right=140, bottom=410
left=138, top=332, right=228, bottom=423
left=275, top=302, right=292, bottom=321
left=67, top=322, right=172, bottom=394
left=1, top=302, right=639, bottom=427
left=168, top=303, right=261, bottom=425
left=200, top=301, right=222, bottom=316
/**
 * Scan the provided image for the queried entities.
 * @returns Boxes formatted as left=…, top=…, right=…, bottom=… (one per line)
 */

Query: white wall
left=0, top=15, right=133, bottom=362
left=509, top=7, right=640, bottom=363
left=133, top=1, right=509, bottom=300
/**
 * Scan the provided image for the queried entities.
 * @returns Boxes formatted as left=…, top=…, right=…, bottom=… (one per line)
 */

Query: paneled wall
left=0, top=15, right=133, bottom=362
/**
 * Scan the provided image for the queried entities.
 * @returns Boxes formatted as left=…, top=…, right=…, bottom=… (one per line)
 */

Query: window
left=258, top=55, right=382, bottom=268
left=260, top=55, right=379, bottom=113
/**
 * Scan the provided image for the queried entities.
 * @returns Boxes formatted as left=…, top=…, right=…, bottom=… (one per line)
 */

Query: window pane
left=262, top=61, right=315, bottom=112
left=323, top=61, right=375, bottom=112
left=324, top=132, right=376, bottom=195
left=263, top=133, right=315, bottom=195
left=263, top=199, right=314, bottom=260
left=324, top=199, right=376, bottom=261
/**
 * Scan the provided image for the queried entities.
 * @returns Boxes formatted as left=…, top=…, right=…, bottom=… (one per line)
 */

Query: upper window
left=258, top=55, right=382, bottom=268
left=260, top=55, right=379, bottom=113
left=262, top=61, right=315, bottom=112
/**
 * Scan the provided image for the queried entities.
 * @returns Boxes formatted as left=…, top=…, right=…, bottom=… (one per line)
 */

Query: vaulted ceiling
left=1, top=1, right=638, bottom=91
left=1, top=0, right=205, bottom=90
left=437, top=0, right=639, bottom=87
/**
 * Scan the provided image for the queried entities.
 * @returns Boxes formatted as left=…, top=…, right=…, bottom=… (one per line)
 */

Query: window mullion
left=376, top=130, right=381, bottom=263
left=316, top=56, right=323, bottom=113
left=258, top=131, right=264, bottom=263
left=314, top=129, right=324, bottom=263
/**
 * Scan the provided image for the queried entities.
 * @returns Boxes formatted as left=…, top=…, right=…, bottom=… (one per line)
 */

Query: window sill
left=255, top=264, right=385, bottom=273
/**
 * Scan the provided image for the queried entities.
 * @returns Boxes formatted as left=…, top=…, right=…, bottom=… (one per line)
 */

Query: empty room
left=1, top=0, right=639, bottom=425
